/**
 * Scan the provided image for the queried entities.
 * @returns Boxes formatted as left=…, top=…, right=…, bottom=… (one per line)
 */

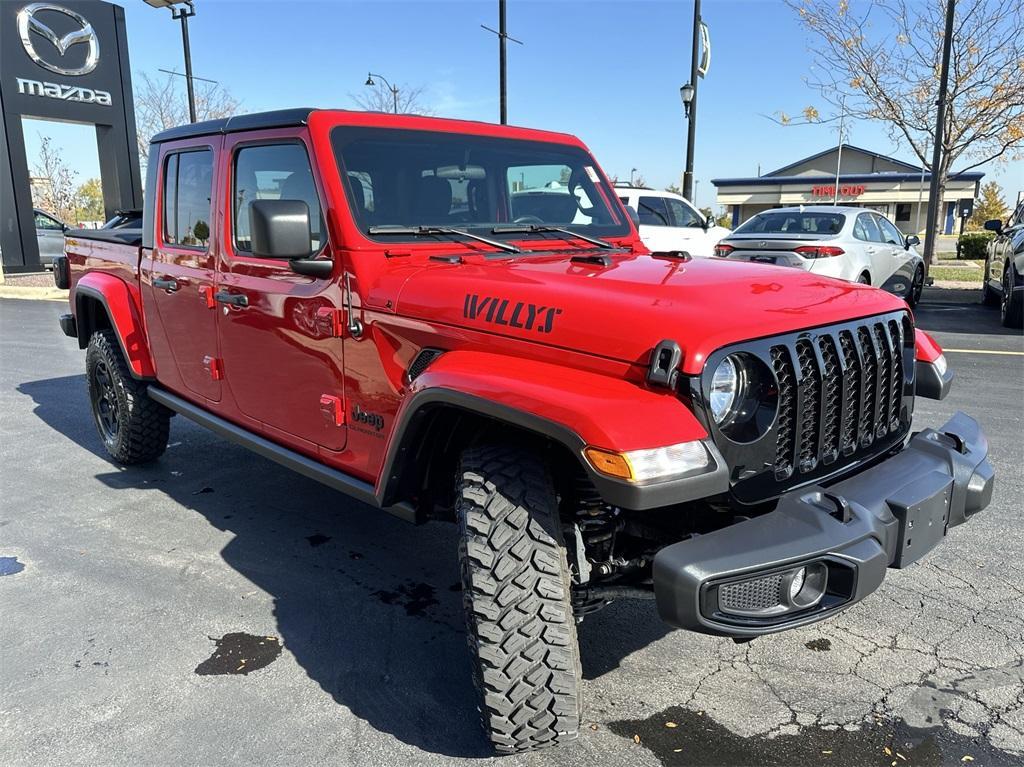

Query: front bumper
left=653, top=412, right=993, bottom=637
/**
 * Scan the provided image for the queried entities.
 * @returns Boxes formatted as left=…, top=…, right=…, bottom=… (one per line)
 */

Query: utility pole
left=915, top=135, right=929, bottom=235
left=481, top=0, right=523, bottom=125
left=171, top=2, right=197, bottom=123
left=923, top=0, right=956, bottom=268
left=682, top=0, right=701, bottom=201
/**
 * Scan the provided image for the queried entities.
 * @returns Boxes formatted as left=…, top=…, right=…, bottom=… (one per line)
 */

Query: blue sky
left=24, top=0, right=1023, bottom=212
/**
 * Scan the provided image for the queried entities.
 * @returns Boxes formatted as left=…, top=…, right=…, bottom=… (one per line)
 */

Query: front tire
left=857, top=272, right=871, bottom=285
left=86, top=330, right=170, bottom=464
left=907, top=265, right=924, bottom=308
left=1001, top=263, right=1023, bottom=328
left=456, top=445, right=582, bottom=753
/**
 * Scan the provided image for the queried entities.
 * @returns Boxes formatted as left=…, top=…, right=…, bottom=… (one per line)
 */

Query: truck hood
left=394, top=252, right=907, bottom=375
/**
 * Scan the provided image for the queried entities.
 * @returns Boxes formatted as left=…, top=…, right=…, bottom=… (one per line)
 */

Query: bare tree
left=32, top=135, right=79, bottom=223
left=350, top=82, right=433, bottom=115
left=787, top=0, right=1024, bottom=259
left=134, top=71, right=241, bottom=165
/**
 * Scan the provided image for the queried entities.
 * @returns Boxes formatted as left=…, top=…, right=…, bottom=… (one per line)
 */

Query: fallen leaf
left=633, top=734, right=641, bottom=744
left=962, top=757, right=975, bottom=763
left=884, top=747, right=893, bottom=756
left=892, top=761, right=898, bottom=766
left=673, top=748, right=683, bottom=753
left=897, top=753, right=907, bottom=761
left=665, top=722, right=678, bottom=728
left=822, top=750, right=833, bottom=755
left=589, top=724, right=598, bottom=731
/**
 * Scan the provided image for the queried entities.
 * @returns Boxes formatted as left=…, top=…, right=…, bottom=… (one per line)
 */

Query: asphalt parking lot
left=1, top=289, right=1022, bottom=767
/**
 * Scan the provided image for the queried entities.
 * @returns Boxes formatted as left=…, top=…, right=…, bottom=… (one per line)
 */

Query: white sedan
left=713, top=206, right=925, bottom=307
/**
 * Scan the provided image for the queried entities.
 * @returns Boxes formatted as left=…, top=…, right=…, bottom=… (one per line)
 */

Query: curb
left=0, top=286, right=69, bottom=302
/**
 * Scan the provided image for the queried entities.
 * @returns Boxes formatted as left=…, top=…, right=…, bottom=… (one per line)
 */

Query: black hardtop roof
left=149, top=107, right=316, bottom=144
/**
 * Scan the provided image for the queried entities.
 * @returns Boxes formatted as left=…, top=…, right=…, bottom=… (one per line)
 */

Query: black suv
left=983, top=198, right=1024, bottom=328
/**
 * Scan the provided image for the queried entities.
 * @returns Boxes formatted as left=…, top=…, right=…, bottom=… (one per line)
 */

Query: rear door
left=145, top=141, right=221, bottom=402
left=875, top=214, right=915, bottom=292
left=216, top=132, right=347, bottom=452
left=636, top=195, right=676, bottom=252
left=34, top=211, right=65, bottom=264
left=853, top=212, right=888, bottom=283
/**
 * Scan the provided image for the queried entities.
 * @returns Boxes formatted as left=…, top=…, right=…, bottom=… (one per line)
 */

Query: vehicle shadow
left=916, top=288, right=1019, bottom=337
left=19, top=374, right=670, bottom=758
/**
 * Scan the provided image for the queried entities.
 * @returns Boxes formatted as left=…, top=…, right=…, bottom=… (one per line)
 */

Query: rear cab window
left=638, top=196, right=671, bottom=226
left=161, top=148, right=214, bottom=249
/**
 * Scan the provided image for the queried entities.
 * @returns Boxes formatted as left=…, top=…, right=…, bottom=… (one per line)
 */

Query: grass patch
left=929, top=264, right=983, bottom=282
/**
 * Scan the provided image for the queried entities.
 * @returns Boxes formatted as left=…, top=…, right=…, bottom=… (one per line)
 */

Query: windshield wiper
left=491, top=224, right=614, bottom=249
left=367, top=225, right=520, bottom=254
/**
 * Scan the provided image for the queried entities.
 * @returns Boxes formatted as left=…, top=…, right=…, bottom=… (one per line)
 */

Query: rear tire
left=456, top=445, right=582, bottom=753
left=86, top=330, right=170, bottom=464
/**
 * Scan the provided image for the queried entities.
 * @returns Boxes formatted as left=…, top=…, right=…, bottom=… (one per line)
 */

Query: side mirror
left=701, top=215, right=710, bottom=231
left=625, top=204, right=640, bottom=228
left=250, top=199, right=313, bottom=258
left=983, top=219, right=1003, bottom=234
left=905, top=234, right=920, bottom=249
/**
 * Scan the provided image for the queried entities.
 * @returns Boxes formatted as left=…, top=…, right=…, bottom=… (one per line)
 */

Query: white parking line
left=943, top=348, right=1024, bottom=356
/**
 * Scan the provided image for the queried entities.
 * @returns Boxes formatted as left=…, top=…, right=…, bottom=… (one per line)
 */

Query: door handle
left=153, top=276, right=179, bottom=292
left=214, top=291, right=248, bottom=307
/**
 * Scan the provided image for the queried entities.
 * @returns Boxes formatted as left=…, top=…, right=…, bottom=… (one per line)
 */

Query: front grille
left=699, top=311, right=914, bottom=503
left=770, top=318, right=908, bottom=481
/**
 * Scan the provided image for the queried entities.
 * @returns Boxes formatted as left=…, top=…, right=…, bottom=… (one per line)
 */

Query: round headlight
left=710, top=357, right=739, bottom=423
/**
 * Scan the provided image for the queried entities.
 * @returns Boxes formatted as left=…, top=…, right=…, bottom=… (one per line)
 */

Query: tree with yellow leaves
left=788, top=0, right=1023, bottom=262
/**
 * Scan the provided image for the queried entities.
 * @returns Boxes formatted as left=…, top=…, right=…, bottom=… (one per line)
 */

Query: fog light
left=784, top=562, right=828, bottom=609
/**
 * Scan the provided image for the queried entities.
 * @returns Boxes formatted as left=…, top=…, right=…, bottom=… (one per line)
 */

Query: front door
left=875, top=214, right=915, bottom=292
left=216, top=133, right=347, bottom=452
left=145, top=142, right=221, bottom=402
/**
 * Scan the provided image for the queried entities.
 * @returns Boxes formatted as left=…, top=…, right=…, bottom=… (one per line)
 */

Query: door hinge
left=203, top=355, right=223, bottom=381
left=319, top=394, right=345, bottom=427
left=315, top=307, right=346, bottom=338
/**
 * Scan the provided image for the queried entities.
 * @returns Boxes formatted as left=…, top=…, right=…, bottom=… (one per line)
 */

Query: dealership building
left=712, top=145, right=983, bottom=235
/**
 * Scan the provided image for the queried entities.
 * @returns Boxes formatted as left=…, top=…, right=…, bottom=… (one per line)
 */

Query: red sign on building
left=811, top=184, right=866, bottom=197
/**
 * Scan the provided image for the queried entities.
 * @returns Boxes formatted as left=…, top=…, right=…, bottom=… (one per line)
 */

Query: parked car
left=55, top=108, right=992, bottom=754
left=34, top=208, right=68, bottom=268
left=614, top=185, right=730, bottom=257
left=981, top=198, right=1024, bottom=328
left=713, top=206, right=925, bottom=307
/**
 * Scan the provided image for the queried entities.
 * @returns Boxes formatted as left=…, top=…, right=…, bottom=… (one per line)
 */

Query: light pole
left=144, top=0, right=197, bottom=123
left=630, top=168, right=638, bottom=186
left=365, top=72, right=399, bottom=114
left=681, top=0, right=701, bottom=202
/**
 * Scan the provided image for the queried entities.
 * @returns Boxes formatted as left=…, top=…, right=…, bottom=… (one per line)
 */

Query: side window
left=162, top=149, right=213, bottom=248
left=35, top=212, right=62, bottom=230
left=854, top=213, right=883, bottom=242
left=638, top=196, right=670, bottom=226
left=665, top=197, right=703, bottom=228
left=876, top=216, right=904, bottom=245
left=234, top=143, right=325, bottom=253
left=895, top=203, right=911, bottom=223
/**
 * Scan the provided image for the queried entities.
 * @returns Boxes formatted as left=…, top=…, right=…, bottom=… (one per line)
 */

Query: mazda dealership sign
left=1, top=0, right=141, bottom=272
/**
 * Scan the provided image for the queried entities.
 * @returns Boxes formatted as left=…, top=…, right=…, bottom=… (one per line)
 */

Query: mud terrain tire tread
left=456, top=445, right=582, bottom=754
left=86, top=329, right=170, bottom=464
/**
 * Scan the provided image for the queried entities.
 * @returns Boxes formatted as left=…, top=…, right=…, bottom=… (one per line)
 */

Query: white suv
left=615, top=186, right=731, bottom=257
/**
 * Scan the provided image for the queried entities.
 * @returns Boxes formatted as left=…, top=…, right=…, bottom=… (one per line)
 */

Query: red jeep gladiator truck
left=55, top=108, right=994, bottom=753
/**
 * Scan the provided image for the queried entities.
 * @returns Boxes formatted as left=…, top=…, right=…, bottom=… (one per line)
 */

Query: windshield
left=331, top=127, right=629, bottom=243
left=735, top=211, right=845, bottom=235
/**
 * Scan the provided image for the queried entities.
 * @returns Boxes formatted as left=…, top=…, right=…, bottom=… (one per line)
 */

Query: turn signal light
left=584, top=441, right=710, bottom=482
left=794, top=245, right=845, bottom=258
left=713, top=243, right=734, bottom=257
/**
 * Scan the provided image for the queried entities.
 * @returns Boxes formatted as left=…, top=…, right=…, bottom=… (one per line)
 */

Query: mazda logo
left=17, top=3, right=99, bottom=77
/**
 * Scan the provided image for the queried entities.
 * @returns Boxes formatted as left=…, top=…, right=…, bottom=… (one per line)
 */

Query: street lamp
left=630, top=167, right=638, bottom=186
left=365, top=72, right=399, bottom=114
left=143, top=0, right=197, bottom=123
left=679, top=83, right=694, bottom=118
